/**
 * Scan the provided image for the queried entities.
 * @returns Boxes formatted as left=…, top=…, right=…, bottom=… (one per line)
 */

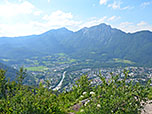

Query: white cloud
left=141, top=1, right=152, bottom=8
left=0, top=10, right=109, bottom=36
left=0, top=20, right=55, bottom=37
left=117, top=21, right=152, bottom=33
left=108, top=0, right=121, bottom=9
left=0, top=1, right=35, bottom=18
left=107, top=0, right=133, bottom=10
left=137, top=21, right=147, bottom=26
left=0, top=10, right=82, bottom=36
left=108, top=16, right=116, bottom=21
left=0, top=1, right=44, bottom=36
left=100, top=0, right=108, bottom=5
left=0, top=22, right=39, bottom=37
left=18, top=0, right=23, bottom=2
left=80, top=16, right=107, bottom=28
left=48, top=0, right=51, bottom=3
left=0, top=1, right=151, bottom=37
left=0, top=10, right=79, bottom=36
left=34, top=11, right=43, bottom=16
left=43, top=10, right=73, bottom=22
left=121, top=6, right=134, bottom=10
left=42, top=10, right=81, bottom=30
left=119, top=22, right=133, bottom=27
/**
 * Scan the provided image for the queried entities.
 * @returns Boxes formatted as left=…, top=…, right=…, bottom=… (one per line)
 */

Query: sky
left=0, top=0, right=152, bottom=37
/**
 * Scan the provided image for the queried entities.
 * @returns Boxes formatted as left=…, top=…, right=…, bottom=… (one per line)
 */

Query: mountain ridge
left=0, top=23, right=152, bottom=66
left=1, top=23, right=151, bottom=38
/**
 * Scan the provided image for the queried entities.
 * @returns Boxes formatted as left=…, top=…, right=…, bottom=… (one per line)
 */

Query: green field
left=25, top=66, right=48, bottom=71
left=113, top=58, right=135, bottom=64
left=1, top=59, right=10, bottom=62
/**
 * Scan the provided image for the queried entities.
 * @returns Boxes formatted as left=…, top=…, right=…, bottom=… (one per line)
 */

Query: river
left=49, top=71, right=66, bottom=90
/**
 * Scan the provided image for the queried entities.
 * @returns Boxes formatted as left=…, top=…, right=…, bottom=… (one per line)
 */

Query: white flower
left=80, top=109, right=84, bottom=112
left=97, top=104, right=101, bottom=108
left=83, top=92, right=87, bottom=95
left=84, top=102, right=88, bottom=106
left=84, top=100, right=90, bottom=106
left=90, top=91, right=95, bottom=95
left=80, top=95, right=84, bottom=98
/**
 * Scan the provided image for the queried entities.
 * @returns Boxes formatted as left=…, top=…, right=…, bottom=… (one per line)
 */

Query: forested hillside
left=0, top=62, right=17, bottom=81
left=0, top=62, right=35, bottom=85
left=0, top=23, right=152, bottom=66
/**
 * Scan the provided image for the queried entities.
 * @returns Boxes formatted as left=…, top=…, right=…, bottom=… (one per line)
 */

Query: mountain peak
left=50, top=27, right=71, bottom=32
left=57, top=27, right=69, bottom=31
left=94, top=23, right=112, bottom=29
left=42, top=27, right=72, bottom=36
left=77, top=23, right=112, bottom=34
left=98, top=23, right=110, bottom=26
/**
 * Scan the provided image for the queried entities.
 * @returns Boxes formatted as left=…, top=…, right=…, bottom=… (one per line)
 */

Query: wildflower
left=90, top=91, right=95, bottom=95
left=80, top=95, right=84, bottom=98
left=84, top=100, right=90, bottom=106
left=84, top=102, right=87, bottom=106
left=80, top=109, right=84, bottom=112
left=83, top=92, right=87, bottom=95
left=97, top=104, right=101, bottom=108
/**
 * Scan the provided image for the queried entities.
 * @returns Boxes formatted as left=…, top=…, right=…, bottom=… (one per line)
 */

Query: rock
left=141, top=100, right=152, bottom=114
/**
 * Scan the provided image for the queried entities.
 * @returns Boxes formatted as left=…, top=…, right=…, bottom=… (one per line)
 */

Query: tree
left=0, top=69, right=7, bottom=99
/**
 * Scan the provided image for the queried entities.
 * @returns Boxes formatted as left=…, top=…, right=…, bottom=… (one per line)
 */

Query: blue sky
left=0, top=0, right=152, bottom=36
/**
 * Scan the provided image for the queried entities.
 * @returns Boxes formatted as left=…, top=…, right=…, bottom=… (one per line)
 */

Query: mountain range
left=0, top=23, right=152, bottom=66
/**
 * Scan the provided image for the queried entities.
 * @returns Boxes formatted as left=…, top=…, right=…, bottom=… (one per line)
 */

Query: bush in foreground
left=0, top=68, right=151, bottom=114
left=76, top=71, right=151, bottom=114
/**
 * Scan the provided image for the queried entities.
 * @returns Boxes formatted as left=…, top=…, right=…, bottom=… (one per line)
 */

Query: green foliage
left=148, top=87, right=152, bottom=100
left=0, top=68, right=65, bottom=114
left=16, top=67, right=27, bottom=86
left=0, top=68, right=151, bottom=114
left=76, top=70, right=151, bottom=114
left=72, top=75, right=92, bottom=99
left=0, top=69, right=7, bottom=99
left=25, top=66, right=48, bottom=72
left=0, top=62, right=18, bottom=81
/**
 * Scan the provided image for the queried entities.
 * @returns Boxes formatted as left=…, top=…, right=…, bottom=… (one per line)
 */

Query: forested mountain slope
left=0, top=62, right=17, bottom=81
left=0, top=23, right=152, bottom=66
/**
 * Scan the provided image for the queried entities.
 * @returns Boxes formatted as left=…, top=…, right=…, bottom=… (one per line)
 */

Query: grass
left=69, top=59, right=76, bottom=63
left=25, top=59, right=39, bottom=65
left=1, top=59, right=10, bottom=62
left=90, top=52, right=96, bottom=54
left=57, top=53, right=66, bottom=56
left=25, top=66, right=48, bottom=72
left=113, top=58, right=135, bottom=64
